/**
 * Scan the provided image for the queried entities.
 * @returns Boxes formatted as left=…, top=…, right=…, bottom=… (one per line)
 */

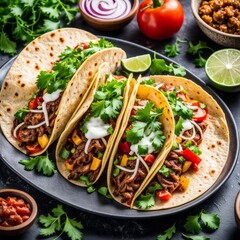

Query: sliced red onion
left=82, top=0, right=131, bottom=20
left=13, top=122, right=25, bottom=138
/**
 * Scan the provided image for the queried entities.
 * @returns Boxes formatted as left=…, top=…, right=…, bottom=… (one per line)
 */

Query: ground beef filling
left=112, top=156, right=149, bottom=204
left=13, top=95, right=62, bottom=149
left=65, top=130, right=106, bottom=182
left=155, top=121, right=208, bottom=194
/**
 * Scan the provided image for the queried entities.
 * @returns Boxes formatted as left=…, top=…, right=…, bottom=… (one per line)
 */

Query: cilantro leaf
left=182, top=233, right=210, bottom=240
left=152, top=130, right=165, bottom=152
left=134, top=193, right=155, bottom=209
left=184, top=214, right=202, bottom=234
left=39, top=204, right=83, bottom=240
left=164, top=38, right=187, bottom=57
left=159, top=165, right=173, bottom=177
left=157, top=224, right=176, bottom=240
left=175, top=116, right=184, bottom=136
left=79, top=175, right=92, bottom=187
left=140, top=79, right=155, bottom=86
left=200, top=210, right=220, bottom=230
left=185, top=141, right=202, bottom=156
left=19, top=152, right=56, bottom=176
left=194, top=51, right=207, bottom=68
left=14, top=106, right=30, bottom=122
left=169, top=63, right=186, bottom=77
left=0, top=31, right=17, bottom=55
left=126, top=121, right=147, bottom=144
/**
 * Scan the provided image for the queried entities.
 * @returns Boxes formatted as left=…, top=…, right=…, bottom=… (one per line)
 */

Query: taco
left=107, top=80, right=175, bottom=207
left=0, top=28, right=126, bottom=156
left=55, top=66, right=134, bottom=186
left=133, top=75, right=229, bottom=210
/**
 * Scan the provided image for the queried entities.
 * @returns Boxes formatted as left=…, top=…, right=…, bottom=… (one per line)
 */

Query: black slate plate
left=0, top=37, right=238, bottom=219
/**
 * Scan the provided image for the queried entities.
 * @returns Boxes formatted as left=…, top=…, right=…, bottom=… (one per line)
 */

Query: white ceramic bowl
left=191, top=0, right=240, bottom=48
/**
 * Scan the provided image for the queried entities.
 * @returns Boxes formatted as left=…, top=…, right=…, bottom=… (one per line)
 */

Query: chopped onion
left=154, top=83, right=164, bottom=89
left=101, top=137, right=107, bottom=146
left=42, top=102, right=49, bottom=127
left=13, top=122, right=25, bottom=138
left=29, top=109, right=44, bottom=113
left=116, top=165, right=135, bottom=173
left=27, top=121, right=46, bottom=129
left=82, top=0, right=131, bottom=20
left=190, top=120, right=203, bottom=140
left=84, top=138, right=92, bottom=154
left=137, top=153, right=150, bottom=173
left=173, top=142, right=183, bottom=153
left=129, top=156, right=140, bottom=180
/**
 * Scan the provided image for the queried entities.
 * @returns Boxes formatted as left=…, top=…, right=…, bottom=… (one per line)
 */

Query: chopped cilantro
left=80, top=175, right=92, bottom=187
left=185, top=141, right=202, bottom=156
left=19, top=152, right=56, bottom=176
left=39, top=204, right=83, bottom=240
left=134, top=193, right=155, bottom=209
left=175, top=116, right=184, bottom=136
left=164, top=38, right=187, bottom=57
left=60, top=148, right=71, bottom=160
left=184, top=213, right=202, bottom=234
left=159, top=165, right=173, bottom=177
left=140, top=79, right=155, bottom=86
left=157, top=224, right=176, bottom=240
left=14, top=106, right=30, bottom=122
left=182, top=233, right=210, bottom=240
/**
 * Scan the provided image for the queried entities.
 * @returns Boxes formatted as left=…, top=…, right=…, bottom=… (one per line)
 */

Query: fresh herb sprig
left=0, top=0, right=79, bottom=56
left=19, top=151, right=56, bottom=176
left=164, top=38, right=187, bottom=57
left=150, top=52, right=186, bottom=77
left=39, top=204, right=83, bottom=240
left=126, top=101, right=165, bottom=153
left=156, top=210, right=220, bottom=240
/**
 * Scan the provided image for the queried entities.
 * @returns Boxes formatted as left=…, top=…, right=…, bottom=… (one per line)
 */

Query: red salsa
left=0, top=196, right=32, bottom=227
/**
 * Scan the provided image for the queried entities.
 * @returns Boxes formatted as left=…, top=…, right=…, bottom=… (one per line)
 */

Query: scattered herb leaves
left=164, top=38, right=187, bottom=57
left=157, top=224, right=176, bottom=240
left=19, top=151, right=56, bottom=176
left=39, top=204, right=83, bottom=240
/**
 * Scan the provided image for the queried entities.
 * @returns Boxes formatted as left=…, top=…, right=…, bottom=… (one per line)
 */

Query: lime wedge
left=121, top=54, right=151, bottom=73
left=205, top=49, right=240, bottom=92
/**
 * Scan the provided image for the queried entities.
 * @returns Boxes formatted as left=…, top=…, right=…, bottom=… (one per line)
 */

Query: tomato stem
left=153, top=0, right=164, bottom=8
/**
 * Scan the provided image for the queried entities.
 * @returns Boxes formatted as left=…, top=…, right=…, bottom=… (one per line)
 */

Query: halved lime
left=121, top=54, right=151, bottom=73
left=205, top=49, right=240, bottom=92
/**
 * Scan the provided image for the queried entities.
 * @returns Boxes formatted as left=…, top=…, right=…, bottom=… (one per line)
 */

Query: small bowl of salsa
left=0, top=189, right=38, bottom=236
left=78, top=0, right=139, bottom=31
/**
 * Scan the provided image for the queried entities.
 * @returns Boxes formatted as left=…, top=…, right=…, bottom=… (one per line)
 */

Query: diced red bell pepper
left=192, top=106, right=208, bottom=122
left=118, top=141, right=130, bottom=154
left=131, top=108, right=137, bottom=115
left=144, top=154, right=155, bottom=164
left=181, top=148, right=202, bottom=165
left=29, top=97, right=43, bottom=110
left=192, top=162, right=200, bottom=172
left=26, top=144, right=42, bottom=154
left=82, top=43, right=89, bottom=49
left=156, top=190, right=172, bottom=201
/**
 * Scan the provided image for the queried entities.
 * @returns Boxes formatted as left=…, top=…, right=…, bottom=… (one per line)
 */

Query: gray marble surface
left=0, top=1, right=240, bottom=239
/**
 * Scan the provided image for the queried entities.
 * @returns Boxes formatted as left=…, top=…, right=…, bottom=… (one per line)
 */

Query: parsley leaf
left=185, top=141, right=202, bottom=156
left=150, top=52, right=186, bottom=76
left=184, top=213, right=202, bottom=234
left=182, top=233, right=210, bottom=240
left=14, top=106, right=30, bottom=122
left=39, top=205, right=83, bottom=240
left=19, top=152, right=56, bottom=176
left=126, top=121, right=147, bottom=144
left=164, top=38, right=187, bottom=57
left=200, top=210, right=220, bottom=230
left=0, top=0, right=79, bottom=56
left=134, top=193, right=155, bottom=209
left=159, top=165, right=173, bottom=177
left=157, top=224, right=176, bottom=240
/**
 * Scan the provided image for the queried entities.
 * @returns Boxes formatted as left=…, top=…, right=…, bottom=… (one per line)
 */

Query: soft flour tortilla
left=134, top=75, right=229, bottom=210
left=56, top=65, right=134, bottom=186
left=0, top=28, right=126, bottom=156
left=107, top=79, right=175, bottom=208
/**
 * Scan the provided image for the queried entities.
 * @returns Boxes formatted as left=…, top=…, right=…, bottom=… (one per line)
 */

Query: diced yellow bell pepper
left=72, top=129, right=82, bottom=145
left=120, top=154, right=128, bottom=167
left=90, top=157, right=102, bottom=171
left=38, top=134, right=49, bottom=149
left=182, top=160, right=192, bottom=173
left=43, top=88, right=48, bottom=95
left=65, top=161, right=73, bottom=171
left=178, top=176, right=190, bottom=192
left=175, top=136, right=182, bottom=144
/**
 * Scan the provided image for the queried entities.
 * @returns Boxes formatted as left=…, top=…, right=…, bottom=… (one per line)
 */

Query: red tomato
left=16, top=206, right=31, bottom=216
left=137, top=0, right=184, bottom=40
left=193, top=106, right=208, bottom=122
left=156, top=190, right=172, bottom=201
left=29, top=97, right=43, bottom=110
left=26, top=144, right=43, bottom=154
left=144, top=154, right=156, bottom=164
left=118, top=141, right=130, bottom=154
left=131, top=108, right=137, bottom=115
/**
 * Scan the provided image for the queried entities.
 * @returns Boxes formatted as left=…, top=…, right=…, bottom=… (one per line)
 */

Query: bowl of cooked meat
left=191, top=0, right=240, bottom=48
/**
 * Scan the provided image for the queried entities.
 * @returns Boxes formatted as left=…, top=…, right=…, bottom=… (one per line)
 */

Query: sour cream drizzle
left=84, top=117, right=110, bottom=154
left=13, top=90, right=63, bottom=135
left=82, top=0, right=131, bottom=20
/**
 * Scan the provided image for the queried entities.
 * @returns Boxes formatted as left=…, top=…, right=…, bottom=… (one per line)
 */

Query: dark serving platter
left=0, top=37, right=238, bottom=219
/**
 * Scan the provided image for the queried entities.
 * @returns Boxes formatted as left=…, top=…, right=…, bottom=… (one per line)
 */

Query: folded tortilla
left=107, top=78, right=175, bottom=208
left=0, top=28, right=126, bottom=156
left=133, top=75, right=229, bottom=210
left=55, top=65, right=135, bottom=186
